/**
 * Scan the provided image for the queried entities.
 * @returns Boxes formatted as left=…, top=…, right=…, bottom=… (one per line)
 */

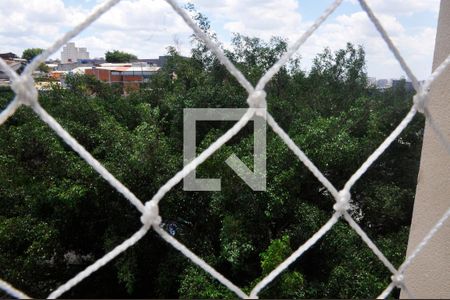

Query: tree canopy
left=22, top=48, right=44, bottom=62
left=0, top=22, right=423, bottom=299
left=105, top=50, right=138, bottom=63
left=20, top=48, right=50, bottom=74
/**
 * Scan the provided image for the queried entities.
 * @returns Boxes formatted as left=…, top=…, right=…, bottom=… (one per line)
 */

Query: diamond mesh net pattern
left=1, top=0, right=450, bottom=298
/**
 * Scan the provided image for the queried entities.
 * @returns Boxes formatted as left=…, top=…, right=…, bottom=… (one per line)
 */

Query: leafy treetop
left=105, top=50, right=138, bottom=63
left=22, top=48, right=44, bottom=62
left=0, top=8, right=423, bottom=299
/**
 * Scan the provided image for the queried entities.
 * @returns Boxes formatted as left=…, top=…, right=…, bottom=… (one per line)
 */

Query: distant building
left=46, top=63, right=58, bottom=71
left=0, top=61, right=23, bottom=80
left=376, top=79, right=392, bottom=89
left=136, top=56, right=169, bottom=68
left=367, top=77, right=377, bottom=87
left=56, top=58, right=106, bottom=72
left=78, top=47, right=89, bottom=60
left=0, top=52, right=18, bottom=60
left=373, top=77, right=416, bottom=91
left=61, top=42, right=90, bottom=64
left=49, top=71, right=67, bottom=81
left=392, top=79, right=415, bottom=92
left=0, top=52, right=25, bottom=80
left=84, top=63, right=160, bottom=93
left=77, top=58, right=106, bottom=65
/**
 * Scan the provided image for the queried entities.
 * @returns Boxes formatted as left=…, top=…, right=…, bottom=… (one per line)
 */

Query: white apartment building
left=78, top=47, right=89, bottom=60
left=61, top=42, right=90, bottom=63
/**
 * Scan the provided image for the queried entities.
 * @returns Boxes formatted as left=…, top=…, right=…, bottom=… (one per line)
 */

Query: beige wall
left=402, top=1, right=450, bottom=298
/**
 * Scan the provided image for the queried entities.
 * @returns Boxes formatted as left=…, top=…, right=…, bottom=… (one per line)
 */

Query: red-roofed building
left=85, top=63, right=160, bottom=92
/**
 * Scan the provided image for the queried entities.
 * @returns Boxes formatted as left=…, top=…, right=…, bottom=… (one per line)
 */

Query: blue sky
left=0, top=0, right=441, bottom=79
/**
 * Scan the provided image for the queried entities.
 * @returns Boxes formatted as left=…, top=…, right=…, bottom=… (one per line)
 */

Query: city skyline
left=61, top=42, right=90, bottom=63
left=0, top=0, right=440, bottom=79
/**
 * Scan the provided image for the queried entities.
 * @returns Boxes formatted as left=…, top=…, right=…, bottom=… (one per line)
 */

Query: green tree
left=21, top=48, right=50, bottom=74
left=0, top=14, right=423, bottom=298
left=22, top=48, right=44, bottom=62
left=38, top=63, right=50, bottom=73
left=105, top=50, right=138, bottom=63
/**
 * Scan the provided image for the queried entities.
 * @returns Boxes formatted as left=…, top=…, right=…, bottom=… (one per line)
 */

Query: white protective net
left=1, top=0, right=450, bottom=298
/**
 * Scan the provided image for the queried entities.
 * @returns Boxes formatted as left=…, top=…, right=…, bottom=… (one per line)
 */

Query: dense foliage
left=105, top=50, right=138, bottom=63
left=0, top=26, right=423, bottom=299
left=21, top=48, right=44, bottom=62
left=20, top=48, right=49, bottom=74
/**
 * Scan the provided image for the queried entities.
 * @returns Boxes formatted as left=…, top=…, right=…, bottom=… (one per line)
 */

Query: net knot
left=140, top=201, right=161, bottom=229
left=11, top=75, right=38, bottom=106
left=248, top=90, right=267, bottom=109
left=333, top=190, right=351, bottom=214
left=413, top=90, right=428, bottom=114
left=391, top=273, right=404, bottom=287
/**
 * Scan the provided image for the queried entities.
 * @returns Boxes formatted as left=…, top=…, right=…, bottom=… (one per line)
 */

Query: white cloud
left=0, top=0, right=91, bottom=55
left=0, top=0, right=192, bottom=59
left=192, top=0, right=304, bottom=39
left=0, top=0, right=88, bottom=33
left=306, top=12, right=436, bottom=79
left=192, top=0, right=303, bottom=40
left=362, top=0, right=440, bottom=15
left=0, top=0, right=440, bottom=79
left=191, top=0, right=438, bottom=79
left=297, top=11, right=437, bottom=79
left=82, top=0, right=192, bottom=56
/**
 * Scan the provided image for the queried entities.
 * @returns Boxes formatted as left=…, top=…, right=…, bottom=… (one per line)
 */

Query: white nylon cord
left=0, top=0, right=449, bottom=298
